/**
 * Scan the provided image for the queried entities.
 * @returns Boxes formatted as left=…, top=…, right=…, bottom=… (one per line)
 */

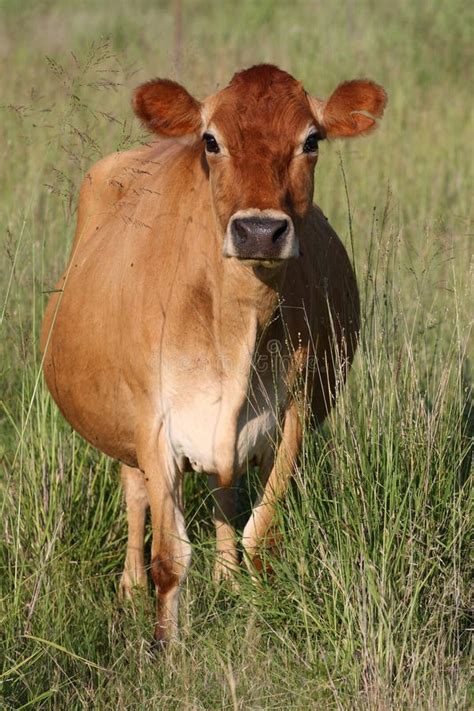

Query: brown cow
left=41, top=64, right=386, bottom=643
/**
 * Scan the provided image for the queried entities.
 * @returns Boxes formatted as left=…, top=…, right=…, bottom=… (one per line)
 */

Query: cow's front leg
left=208, top=475, right=238, bottom=586
left=242, top=403, right=302, bottom=575
left=139, top=427, right=191, bottom=644
left=119, top=464, right=149, bottom=599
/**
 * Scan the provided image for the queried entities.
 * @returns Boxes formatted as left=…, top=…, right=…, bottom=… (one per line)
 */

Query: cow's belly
left=165, top=382, right=282, bottom=476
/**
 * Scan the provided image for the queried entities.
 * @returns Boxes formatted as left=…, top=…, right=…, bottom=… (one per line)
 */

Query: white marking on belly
left=165, top=380, right=282, bottom=476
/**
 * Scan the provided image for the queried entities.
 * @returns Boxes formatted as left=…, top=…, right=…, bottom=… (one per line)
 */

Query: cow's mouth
left=238, top=257, right=286, bottom=269
left=223, top=209, right=298, bottom=262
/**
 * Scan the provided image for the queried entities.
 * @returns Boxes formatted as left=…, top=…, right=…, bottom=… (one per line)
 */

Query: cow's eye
left=203, top=133, right=220, bottom=154
left=303, top=132, right=321, bottom=153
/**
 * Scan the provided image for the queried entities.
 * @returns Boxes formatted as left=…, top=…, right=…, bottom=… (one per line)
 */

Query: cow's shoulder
left=289, top=203, right=359, bottom=324
left=72, top=140, right=178, bottom=251
left=305, top=204, right=352, bottom=265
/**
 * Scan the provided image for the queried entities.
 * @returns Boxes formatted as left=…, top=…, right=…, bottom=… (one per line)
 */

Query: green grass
left=1, top=1, right=472, bottom=708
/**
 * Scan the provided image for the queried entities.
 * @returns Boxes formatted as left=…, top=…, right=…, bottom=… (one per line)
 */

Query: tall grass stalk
left=1, top=3, right=472, bottom=708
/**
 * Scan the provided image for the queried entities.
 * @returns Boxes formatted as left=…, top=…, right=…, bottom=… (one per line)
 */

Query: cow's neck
left=213, top=257, right=284, bottom=383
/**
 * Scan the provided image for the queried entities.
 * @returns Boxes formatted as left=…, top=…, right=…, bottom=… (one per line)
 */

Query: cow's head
left=133, top=65, right=386, bottom=267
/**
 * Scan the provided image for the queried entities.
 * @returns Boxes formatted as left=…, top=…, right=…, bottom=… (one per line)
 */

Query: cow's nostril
left=272, top=219, right=288, bottom=242
left=233, top=220, right=249, bottom=243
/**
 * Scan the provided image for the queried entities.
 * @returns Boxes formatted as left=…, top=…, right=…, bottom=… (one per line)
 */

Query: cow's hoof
left=213, top=560, right=240, bottom=591
left=118, top=571, right=147, bottom=602
left=150, top=635, right=168, bottom=655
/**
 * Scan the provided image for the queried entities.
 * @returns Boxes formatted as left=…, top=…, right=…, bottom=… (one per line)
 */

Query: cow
left=41, top=64, right=386, bottom=643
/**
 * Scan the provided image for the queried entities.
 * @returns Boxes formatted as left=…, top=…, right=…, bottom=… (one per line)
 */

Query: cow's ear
left=309, top=80, right=387, bottom=138
left=133, top=78, right=202, bottom=137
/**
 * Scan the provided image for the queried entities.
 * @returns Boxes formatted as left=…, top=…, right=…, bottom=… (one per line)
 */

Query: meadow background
left=1, top=0, right=472, bottom=708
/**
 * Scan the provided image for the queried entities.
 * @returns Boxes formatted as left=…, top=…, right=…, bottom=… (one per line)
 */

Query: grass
left=1, top=0, right=472, bottom=708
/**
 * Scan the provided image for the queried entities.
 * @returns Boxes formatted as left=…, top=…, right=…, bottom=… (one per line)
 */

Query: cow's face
left=133, top=65, right=386, bottom=267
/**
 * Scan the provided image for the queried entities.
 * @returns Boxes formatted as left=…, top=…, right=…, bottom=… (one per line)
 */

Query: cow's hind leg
left=119, top=464, right=149, bottom=599
left=139, top=427, right=191, bottom=644
left=242, top=403, right=301, bottom=574
left=208, top=476, right=239, bottom=586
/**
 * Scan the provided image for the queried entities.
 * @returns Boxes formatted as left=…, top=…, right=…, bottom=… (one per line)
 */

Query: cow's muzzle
left=223, top=209, right=298, bottom=264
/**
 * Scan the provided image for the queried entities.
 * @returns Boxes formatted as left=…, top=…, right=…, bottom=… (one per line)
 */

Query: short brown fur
left=41, top=64, right=386, bottom=642
left=151, top=553, right=179, bottom=595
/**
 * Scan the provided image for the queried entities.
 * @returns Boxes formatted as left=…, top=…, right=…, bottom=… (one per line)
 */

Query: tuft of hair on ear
left=132, top=78, right=202, bottom=137
left=320, top=79, right=387, bottom=138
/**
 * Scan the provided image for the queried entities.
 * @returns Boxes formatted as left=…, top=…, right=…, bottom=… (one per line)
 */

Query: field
left=1, top=0, right=472, bottom=708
